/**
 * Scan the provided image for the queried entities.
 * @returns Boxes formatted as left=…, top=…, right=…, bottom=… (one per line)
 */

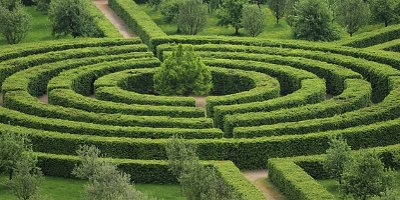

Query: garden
left=1, top=0, right=400, bottom=199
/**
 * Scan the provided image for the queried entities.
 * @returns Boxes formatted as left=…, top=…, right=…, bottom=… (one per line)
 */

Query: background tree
left=369, top=0, right=400, bottom=27
left=8, top=153, right=43, bottom=200
left=216, top=0, right=248, bottom=35
left=291, top=0, right=340, bottom=41
left=48, top=0, right=101, bottom=38
left=160, top=0, right=182, bottom=23
left=322, top=136, right=352, bottom=183
left=154, top=44, right=213, bottom=96
left=0, top=132, right=31, bottom=180
left=325, top=0, right=338, bottom=23
left=178, top=0, right=208, bottom=35
left=165, top=136, right=238, bottom=200
left=251, top=0, right=267, bottom=8
left=267, top=0, right=286, bottom=24
left=34, top=0, right=51, bottom=13
left=336, top=0, right=370, bottom=36
left=0, top=0, right=31, bottom=44
left=340, top=151, right=396, bottom=200
left=284, top=0, right=299, bottom=26
left=242, top=4, right=266, bottom=37
left=73, top=145, right=149, bottom=200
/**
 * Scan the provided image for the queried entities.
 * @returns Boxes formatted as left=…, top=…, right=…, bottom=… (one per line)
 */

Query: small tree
left=267, top=0, right=286, bottom=24
left=73, top=145, right=149, bottom=200
left=284, top=0, right=299, bottom=26
left=48, top=0, right=101, bottom=38
left=8, top=153, right=43, bottom=200
left=34, top=0, right=51, bottom=13
left=154, top=44, right=213, bottom=96
left=322, top=136, right=352, bottom=183
left=160, top=0, right=182, bottom=23
left=340, top=151, right=396, bottom=200
left=0, top=0, right=31, bottom=44
left=178, top=0, right=208, bottom=35
left=216, top=0, right=248, bottom=35
left=336, top=0, right=370, bottom=36
left=292, top=0, right=340, bottom=41
left=325, top=0, right=338, bottom=23
left=242, top=4, right=265, bottom=37
left=0, top=132, right=31, bottom=180
left=369, top=0, right=400, bottom=27
left=165, top=136, right=237, bottom=200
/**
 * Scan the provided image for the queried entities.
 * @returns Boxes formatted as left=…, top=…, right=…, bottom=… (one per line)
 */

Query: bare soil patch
left=243, top=170, right=286, bottom=200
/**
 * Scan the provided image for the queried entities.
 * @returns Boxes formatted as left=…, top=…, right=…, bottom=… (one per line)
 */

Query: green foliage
left=322, top=136, right=352, bottom=182
left=340, top=24, right=400, bottom=48
left=216, top=0, right=248, bottom=35
left=73, top=145, right=149, bottom=200
left=284, top=0, right=299, bottom=26
left=242, top=5, right=265, bottom=37
left=336, top=0, right=370, bottom=36
left=340, top=151, right=397, bottom=200
left=291, top=0, right=340, bottom=41
left=369, top=0, right=400, bottom=27
left=34, top=0, right=51, bottom=13
left=8, top=153, right=43, bottom=200
left=48, top=0, right=101, bottom=38
left=159, top=0, right=181, bottom=23
left=154, top=44, right=213, bottom=96
left=0, top=132, right=31, bottom=180
left=0, top=1, right=31, bottom=44
left=267, top=0, right=286, bottom=24
left=178, top=0, right=208, bottom=35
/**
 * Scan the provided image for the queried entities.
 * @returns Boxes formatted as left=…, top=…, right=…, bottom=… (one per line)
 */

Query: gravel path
left=93, top=0, right=135, bottom=38
left=243, top=170, right=285, bottom=200
left=194, top=96, right=207, bottom=108
left=0, top=93, right=3, bottom=107
left=38, top=94, right=48, bottom=104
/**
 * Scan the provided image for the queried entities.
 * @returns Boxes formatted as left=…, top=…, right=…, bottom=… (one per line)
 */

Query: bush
left=154, top=44, right=213, bottom=96
left=322, top=136, right=352, bottom=182
left=242, top=5, right=265, bottom=37
left=160, top=0, right=181, bottom=23
left=0, top=1, right=31, bottom=44
left=49, top=0, right=101, bottom=38
left=34, top=0, right=51, bottom=13
left=178, top=0, right=207, bottom=35
left=291, top=0, right=340, bottom=41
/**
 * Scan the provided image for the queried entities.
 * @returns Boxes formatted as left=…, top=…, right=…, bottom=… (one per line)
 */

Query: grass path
left=243, top=170, right=286, bottom=200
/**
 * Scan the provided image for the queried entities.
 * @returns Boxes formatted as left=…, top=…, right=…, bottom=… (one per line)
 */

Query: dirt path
left=243, top=170, right=286, bottom=200
left=38, top=94, right=48, bottom=104
left=194, top=96, right=207, bottom=108
left=93, top=0, right=135, bottom=38
left=0, top=93, right=3, bottom=107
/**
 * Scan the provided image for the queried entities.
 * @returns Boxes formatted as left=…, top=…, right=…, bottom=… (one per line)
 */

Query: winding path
left=93, top=0, right=135, bottom=38
left=243, top=170, right=285, bottom=200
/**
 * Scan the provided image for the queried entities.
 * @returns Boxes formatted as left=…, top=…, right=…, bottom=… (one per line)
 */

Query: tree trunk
left=235, top=27, right=239, bottom=35
left=350, top=32, right=353, bottom=37
left=385, top=20, right=388, bottom=27
left=8, top=168, right=13, bottom=180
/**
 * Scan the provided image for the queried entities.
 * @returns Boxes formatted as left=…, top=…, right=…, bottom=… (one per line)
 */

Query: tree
left=0, top=0, right=31, bottom=44
left=34, top=0, right=51, bottom=13
left=178, top=0, right=208, bottom=35
left=267, top=0, right=286, bottom=24
left=284, top=0, right=299, bottom=26
left=340, top=151, right=396, bottom=200
left=153, top=44, right=213, bottom=96
left=165, top=136, right=238, bottom=200
left=48, top=0, right=101, bottom=38
left=0, top=132, right=31, bottom=180
left=73, top=145, right=149, bottom=200
left=292, top=0, right=340, bottom=41
left=322, top=136, right=352, bottom=183
left=336, top=0, right=370, bottom=36
left=160, top=0, right=182, bottom=23
left=369, top=0, right=400, bottom=27
left=216, top=0, right=248, bottom=35
left=242, top=5, right=265, bottom=37
left=251, top=0, right=267, bottom=8
left=8, top=153, right=43, bottom=200
left=325, top=0, right=339, bottom=23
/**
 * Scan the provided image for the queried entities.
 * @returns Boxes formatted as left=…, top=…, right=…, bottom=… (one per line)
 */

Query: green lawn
left=0, top=175, right=186, bottom=200
left=0, top=6, right=70, bottom=46
left=317, top=171, right=400, bottom=199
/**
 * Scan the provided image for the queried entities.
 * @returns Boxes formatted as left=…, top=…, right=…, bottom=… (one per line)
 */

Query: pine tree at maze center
left=154, top=44, right=213, bottom=96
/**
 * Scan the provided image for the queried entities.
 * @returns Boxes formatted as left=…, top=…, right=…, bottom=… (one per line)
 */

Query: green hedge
left=338, top=24, right=400, bottom=48
left=237, top=76, right=400, bottom=138
left=228, top=78, right=372, bottom=137
left=366, top=39, right=400, bottom=52
left=108, top=0, right=167, bottom=45
left=267, top=144, right=400, bottom=200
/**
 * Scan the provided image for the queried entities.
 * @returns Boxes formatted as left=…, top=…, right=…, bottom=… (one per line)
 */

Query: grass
left=317, top=171, right=400, bottom=199
left=0, top=6, right=70, bottom=46
left=0, top=175, right=186, bottom=200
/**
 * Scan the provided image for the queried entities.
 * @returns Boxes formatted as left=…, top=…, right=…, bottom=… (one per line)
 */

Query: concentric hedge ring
left=1, top=36, right=400, bottom=172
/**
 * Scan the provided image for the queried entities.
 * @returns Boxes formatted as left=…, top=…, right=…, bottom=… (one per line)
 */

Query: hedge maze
left=1, top=0, right=400, bottom=199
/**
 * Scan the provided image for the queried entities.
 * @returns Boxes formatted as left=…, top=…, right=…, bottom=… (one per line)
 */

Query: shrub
left=34, top=0, right=51, bottom=13
left=160, top=0, right=181, bottom=23
left=48, top=0, right=101, bottom=38
left=242, top=5, right=265, bottom=37
left=0, top=1, right=31, bottom=44
left=322, top=136, right=352, bottom=182
left=178, top=0, right=207, bottom=35
left=291, top=0, right=340, bottom=41
left=154, top=44, right=213, bottom=96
